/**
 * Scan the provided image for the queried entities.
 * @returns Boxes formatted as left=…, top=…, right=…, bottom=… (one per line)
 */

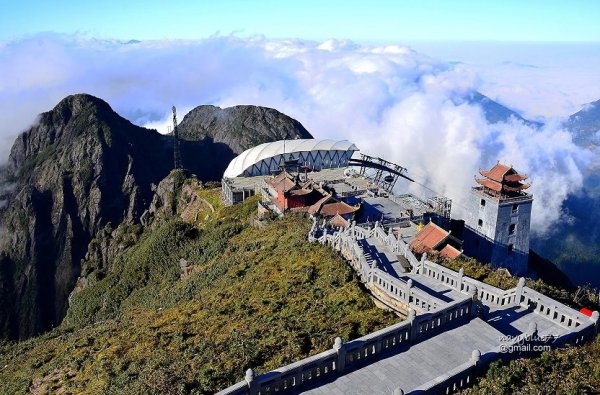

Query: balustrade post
left=407, top=308, right=417, bottom=341
left=405, top=279, right=413, bottom=304
left=457, top=268, right=464, bottom=292
left=592, top=311, right=600, bottom=333
left=333, top=337, right=346, bottom=373
left=392, top=388, right=404, bottom=395
left=515, top=277, right=525, bottom=306
left=245, top=368, right=258, bottom=395
left=375, top=336, right=382, bottom=355
left=418, top=253, right=427, bottom=274
left=471, top=349, right=481, bottom=367
left=470, top=286, right=479, bottom=317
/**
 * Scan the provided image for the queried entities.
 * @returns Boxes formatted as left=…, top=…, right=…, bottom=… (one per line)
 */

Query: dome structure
left=223, top=139, right=359, bottom=178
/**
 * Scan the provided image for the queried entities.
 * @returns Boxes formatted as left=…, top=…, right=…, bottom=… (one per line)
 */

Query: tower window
left=508, top=244, right=514, bottom=254
left=478, top=219, right=483, bottom=227
left=480, top=199, right=486, bottom=207
left=512, top=204, right=518, bottom=213
left=509, top=223, right=516, bottom=235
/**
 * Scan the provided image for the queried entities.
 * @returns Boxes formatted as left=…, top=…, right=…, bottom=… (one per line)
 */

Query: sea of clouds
left=0, top=34, right=597, bottom=235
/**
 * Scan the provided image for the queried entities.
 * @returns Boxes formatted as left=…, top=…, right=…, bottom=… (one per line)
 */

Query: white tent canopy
left=223, top=139, right=359, bottom=178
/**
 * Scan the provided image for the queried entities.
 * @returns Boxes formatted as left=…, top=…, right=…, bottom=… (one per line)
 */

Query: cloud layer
left=0, top=34, right=594, bottom=235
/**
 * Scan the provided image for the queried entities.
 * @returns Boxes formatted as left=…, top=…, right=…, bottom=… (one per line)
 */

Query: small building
left=409, top=221, right=462, bottom=260
left=463, top=162, right=533, bottom=274
left=264, top=170, right=360, bottom=221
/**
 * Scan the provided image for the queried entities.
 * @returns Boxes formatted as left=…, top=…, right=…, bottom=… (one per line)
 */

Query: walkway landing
left=302, top=318, right=503, bottom=395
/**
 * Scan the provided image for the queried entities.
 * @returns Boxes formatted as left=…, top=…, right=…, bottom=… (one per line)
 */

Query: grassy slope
left=0, top=191, right=397, bottom=395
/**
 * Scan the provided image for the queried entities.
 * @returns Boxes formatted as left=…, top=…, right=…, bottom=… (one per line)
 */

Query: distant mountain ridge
left=466, top=92, right=543, bottom=128
left=564, top=99, right=600, bottom=148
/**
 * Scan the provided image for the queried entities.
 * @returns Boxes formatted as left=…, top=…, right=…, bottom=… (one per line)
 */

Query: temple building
left=264, top=170, right=360, bottom=224
left=409, top=221, right=462, bottom=261
left=463, top=162, right=533, bottom=274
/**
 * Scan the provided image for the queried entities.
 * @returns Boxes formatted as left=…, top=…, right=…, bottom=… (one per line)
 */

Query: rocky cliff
left=177, top=105, right=313, bottom=154
left=0, top=94, right=312, bottom=339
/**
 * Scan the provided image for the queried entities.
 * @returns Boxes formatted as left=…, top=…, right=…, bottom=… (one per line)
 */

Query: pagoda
left=475, top=162, right=530, bottom=199
left=463, top=161, right=533, bottom=275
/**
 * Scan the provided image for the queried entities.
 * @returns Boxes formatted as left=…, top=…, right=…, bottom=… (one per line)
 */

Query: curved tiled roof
left=223, top=139, right=359, bottom=178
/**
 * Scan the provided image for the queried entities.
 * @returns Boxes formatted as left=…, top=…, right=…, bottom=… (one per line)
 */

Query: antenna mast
left=172, top=106, right=182, bottom=170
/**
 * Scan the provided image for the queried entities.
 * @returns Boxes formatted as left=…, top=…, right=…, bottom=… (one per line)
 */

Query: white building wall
left=464, top=188, right=533, bottom=274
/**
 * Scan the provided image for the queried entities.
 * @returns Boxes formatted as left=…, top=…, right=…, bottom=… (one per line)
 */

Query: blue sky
left=1, top=0, right=599, bottom=42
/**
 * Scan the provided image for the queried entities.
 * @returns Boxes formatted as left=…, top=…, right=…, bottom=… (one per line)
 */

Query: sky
left=1, top=0, right=600, bottom=42
left=1, top=2, right=599, bottom=236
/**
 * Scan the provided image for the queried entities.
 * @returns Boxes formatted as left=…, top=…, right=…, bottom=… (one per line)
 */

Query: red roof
left=271, top=170, right=293, bottom=183
left=328, top=213, right=350, bottom=228
left=267, top=176, right=297, bottom=192
left=319, top=201, right=359, bottom=217
left=504, top=183, right=531, bottom=192
left=439, top=244, right=461, bottom=260
left=308, top=194, right=333, bottom=215
left=475, top=178, right=503, bottom=192
left=410, top=222, right=449, bottom=254
left=479, top=163, right=511, bottom=182
left=289, top=188, right=313, bottom=196
left=505, top=174, right=528, bottom=182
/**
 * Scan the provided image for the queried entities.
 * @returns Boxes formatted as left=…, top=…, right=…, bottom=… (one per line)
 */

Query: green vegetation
left=433, top=256, right=518, bottom=290
left=464, top=336, right=600, bottom=394
left=0, top=191, right=397, bottom=394
left=18, top=143, right=60, bottom=180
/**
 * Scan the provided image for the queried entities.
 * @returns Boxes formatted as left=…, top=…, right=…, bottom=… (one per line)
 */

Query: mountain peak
left=177, top=104, right=313, bottom=154
left=50, top=93, right=113, bottom=121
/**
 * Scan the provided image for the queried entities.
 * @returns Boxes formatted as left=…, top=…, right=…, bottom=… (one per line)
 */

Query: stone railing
left=216, top=297, right=474, bottom=395
left=370, top=268, right=445, bottom=312
left=415, top=258, right=595, bottom=332
left=520, top=286, right=591, bottom=330
left=553, top=316, right=598, bottom=346
left=321, top=223, right=445, bottom=314
left=412, top=352, right=480, bottom=395
left=325, top=221, right=599, bottom=333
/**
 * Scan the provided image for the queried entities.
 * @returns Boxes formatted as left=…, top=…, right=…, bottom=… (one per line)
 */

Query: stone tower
left=463, top=162, right=533, bottom=274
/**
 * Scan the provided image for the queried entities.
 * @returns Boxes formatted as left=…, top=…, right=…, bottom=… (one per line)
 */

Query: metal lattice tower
left=172, top=106, right=182, bottom=170
left=354, top=153, right=409, bottom=193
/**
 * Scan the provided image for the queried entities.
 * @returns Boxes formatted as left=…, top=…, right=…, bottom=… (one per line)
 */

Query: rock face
left=0, top=94, right=173, bottom=339
left=0, top=94, right=313, bottom=340
left=177, top=105, right=313, bottom=154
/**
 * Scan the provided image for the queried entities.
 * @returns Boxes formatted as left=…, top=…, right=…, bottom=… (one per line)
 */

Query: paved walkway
left=363, top=237, right=465, bottom=303
left=302, top=318, right=503, bottom=395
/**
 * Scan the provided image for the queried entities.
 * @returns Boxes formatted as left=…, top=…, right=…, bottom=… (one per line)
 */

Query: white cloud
left=405, top=41, right=600, bottom=119
left=0, top=34, right=593, bottom=236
